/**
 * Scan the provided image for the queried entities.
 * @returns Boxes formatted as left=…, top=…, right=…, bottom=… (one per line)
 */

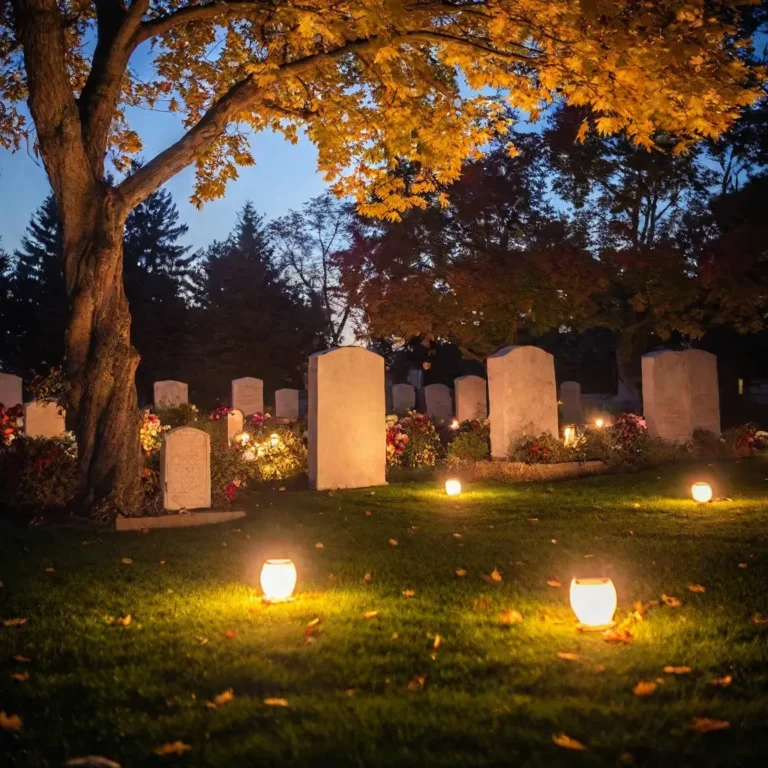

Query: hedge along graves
left=161, top=427, right=211, bottom=510
left=487, top=346, right=558, bottom=459
left=275, top=388, right=300, bottom=421
left=232, top=377, right=263, bottom=417
left=560, top=381, right=583, bottom=425
left=392, top=383, right=416, bottom=415
left=154, top=380, right=188, bottom=408
left=642, top=349, right=720, bottom=442
left=424, top=383, right=453, bottom=421
left=0, top=372, right=22, bottom=407
left=455, top=375, right=488, bottom=422
left=309, top=347, right=386, bottom=491
left=24, top=401, right=65, bottom=438
left=227, top=409, right=244, bottom=444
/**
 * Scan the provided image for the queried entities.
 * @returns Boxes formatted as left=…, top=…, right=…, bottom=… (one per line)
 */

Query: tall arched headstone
left=154, top=380, right=188, bottom=408
left=392, top=383, right=416, bottom=415
left=642, top=349, right=720, bottom=442
left=309, top=347, right=386, bottom=491
left=231, top=377, right=263, bottom=417
left=24, top=401, right=65, bottom=438
left=275, top=388, right=300, bottom=420
left=560, top=381, right=582, bottom=425
left=424, top=383, right=453, bottom=421
left=0, top=372, right=22, bottom=408
left=455, top=375, right=487, bottom=422
left=487, top=346, right=558, bottom=459
left=161, top=427, right=211, bottom=510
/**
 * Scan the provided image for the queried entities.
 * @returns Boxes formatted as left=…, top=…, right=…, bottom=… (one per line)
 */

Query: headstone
left=0, top=372, right=23, bottom=408
left=231, top=377, right=263, bottom=417
left=24, top=401, right=65, bottom=438
left=161, top=427, right=211, bottom=511
left=487, top=345, right=558, bottom=459
left=227, top=409, right=244, bottom=444
left=560, top=381, right=583, bottom=425
left=392, top=383, right=416, bottom=415
left=309, top=347, right=386, bottom=491
left=642, top=349, right=720, bottom=442
left=275, top=388, right=300, bottom=420
left=455, top=375, right=488, bottom=422
left=424, top=383, right=453, bottom=421
left=154, top=380, right=188, bottom=408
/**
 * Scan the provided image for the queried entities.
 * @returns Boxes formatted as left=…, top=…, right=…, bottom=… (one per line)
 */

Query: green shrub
left=154, top=402, right=202, bottom=429
left=447, top=420, right=490, bottom=462
left=397, top=411, right=444, bottom=468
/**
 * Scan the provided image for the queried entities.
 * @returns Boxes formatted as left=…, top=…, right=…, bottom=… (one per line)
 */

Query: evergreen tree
left=192, top=203, right=324, bottom=407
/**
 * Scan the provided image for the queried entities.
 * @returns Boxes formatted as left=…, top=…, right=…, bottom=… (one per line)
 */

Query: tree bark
left=62, top=188, right=142, bottom=517
left=614, top=330, right=644, bottom=407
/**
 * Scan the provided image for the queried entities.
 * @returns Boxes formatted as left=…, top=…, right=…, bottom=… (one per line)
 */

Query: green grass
left=2, top=459, right=768, bottom=767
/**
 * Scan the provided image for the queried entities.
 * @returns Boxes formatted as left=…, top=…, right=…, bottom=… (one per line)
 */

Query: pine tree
left=192, top=203, right=324, bottom=406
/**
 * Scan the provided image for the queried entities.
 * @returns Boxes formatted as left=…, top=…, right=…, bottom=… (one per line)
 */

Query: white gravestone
left=309, top=347, right=386, bottom=491
left=455, top=375, right=488, bottom=422
left=231, top=377, right=264, bottom=417
left=487, top=345, right=558, bottom=459
left=227, top=409, right=244, bottom=444
left=24, top=401, right=66, bottom=438
left=0, top=372, right=23, bottom=408
left=275, top=388, right=300, bottom=420
left=424, top=383, right=453, bottom=421
left=154, top=380, right=188, bottom=408
left=161, top=427, right=211, bottom=511
left=560, top=381, right=583, bottom=425
left=392, top=383, right=416, bottom=415
left=642, top=349, right=720, bottom=442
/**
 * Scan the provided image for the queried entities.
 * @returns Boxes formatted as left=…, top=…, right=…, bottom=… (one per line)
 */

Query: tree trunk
left=614, top=331, right=643, bottom=408
left=62, top=189, right=142, bottom=517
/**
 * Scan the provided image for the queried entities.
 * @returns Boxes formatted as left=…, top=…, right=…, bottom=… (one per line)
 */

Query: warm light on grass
left=570, top=577, right=617, bottom=628
left=445, top=479, right=462, bottom=497
left=260, top=559, right=297, bottom=601
left=692, top=482, right=713, bottom=503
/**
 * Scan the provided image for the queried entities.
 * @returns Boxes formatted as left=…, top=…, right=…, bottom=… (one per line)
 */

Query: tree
left=271, top=193, right=356, bottom=346
left=192, top=202, right=322, bottom=404
left=2, top=0, right=762, bottom=514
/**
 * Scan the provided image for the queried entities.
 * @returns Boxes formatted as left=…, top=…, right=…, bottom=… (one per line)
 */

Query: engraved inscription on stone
left=161, top=427, right=211, bottom=511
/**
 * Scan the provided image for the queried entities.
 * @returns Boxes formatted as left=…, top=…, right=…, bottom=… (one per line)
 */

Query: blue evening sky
left=0, top=104, right=330, bottom=254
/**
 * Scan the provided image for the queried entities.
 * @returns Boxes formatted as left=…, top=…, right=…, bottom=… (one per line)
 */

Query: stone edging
left=115, top=510, right=245, bottom=531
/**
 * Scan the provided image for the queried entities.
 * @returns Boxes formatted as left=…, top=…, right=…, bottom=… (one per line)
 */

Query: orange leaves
left=664, top=666, right=692, bottom=675
left=264, top=698, right=289, bottom=707
left=11, top=655, right=31, bottom=663
left=546, top=579, right=561, bottom=588
left=688, top=584, right=706, bottom=593
left=455, top=568, right=467, bottom=577
left=314, top=542, right=324, bottom=550
left=402, top=589, right=416, bottom=598
left=11, top=672, right=29, bottom=683
left=632, top=681, right=658, bottom=697
left=552, top=733, right=587, bottom=751
left=223, top=630, right=237, bottom=639
left=500, top=609, right=523, bottom=626
left=121, top=558, right=133, bottom=565
left=709, top=675, right=732, bottom=688
left=690, top=718, right=730, bottom=733
left=363, top=611, right=378, bottom=620
left=603, top=626, right=634, bottom=644
left=0, top=711, right=23, bottom=731
left=154, top=741, right=191, bottom=756
left=388, top=539, right=398, bottom=547
left=407, top=674, right=426, bottom=692
left=661, top=594, right=682, bottom=608
left=556, top=652, right=580, bottom=662
left=104, top=615, right=131, bottom=627
left=2, top=618, right=27, bottom=628
left=206, top=690, right=234, bottom=709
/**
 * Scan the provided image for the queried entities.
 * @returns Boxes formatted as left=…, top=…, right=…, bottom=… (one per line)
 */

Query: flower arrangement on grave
left=236, top=423, right=307, bottom=483
left=249, top=411, right=271, bottom=428
left=0, top=403, right=24, bottom=445
left=209, top=405, right=232, bottom=421
left=387, top=410, right=443, bottom=469
left=611, top=413, right=647, bottom=450
left=386, top=415, right=409, bottom=465
left=139, top=410, right=169, bottom=455
left=510, top=431, right=586, bottom=465
left=447, top=419, right=490, bottom=462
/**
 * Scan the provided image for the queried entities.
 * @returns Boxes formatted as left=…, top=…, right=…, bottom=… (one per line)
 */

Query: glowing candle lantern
left=569, top=577, right=617, bottom=628
left=260, top=559, right=297, bottom=601
left=450, top=418, right=460, bottom=430
left=445, top=479, right=462, bottom=497
left=691, top=482, right=713, bottom=503
left=595, top=418, right=605, bottom=429
left=563, top=426, right=576, bottom=446
left=233, top=430, right=251, bottom=446
left=270, top=433, right=280, bottom=448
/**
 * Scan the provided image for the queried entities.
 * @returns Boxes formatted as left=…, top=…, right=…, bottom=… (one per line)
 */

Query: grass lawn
left=2, top=460, right=768, bottom=767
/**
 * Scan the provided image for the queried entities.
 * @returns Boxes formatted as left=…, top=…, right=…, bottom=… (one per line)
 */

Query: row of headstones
left=0, top=372, right=66, bottom=438
left=154, top=378, right=301, bottom=421
left=391, top=377, right=488, bottom=422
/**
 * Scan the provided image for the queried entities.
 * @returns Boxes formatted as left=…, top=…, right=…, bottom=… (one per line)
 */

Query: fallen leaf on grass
left=709, top=675, right=732, bottom=687
left=363, top=572, right=372, bottom=583
left=224, top=630, right=237, bottom=639
left=662, top=594, right=682, bottom=608
left=198, top=637, right=208, bottom=645
left=315, top=542, right=324, bottom=549
left=0, top=711, right=22, bottom=731
left=556, top=652, right=580, bottom=662
left=452, top=533, right=462, bottom=539
left=688, top=584, right=707, bottom=593
left=205, top=689, right=234, bottom=709
left=2, top=618, right=27, bottom=628
left=402, top=589, right=416, bottom=598
left=455, top=568, right=467, bottom=577
left=664, top=666, right=692, bottom=675
left=752, top=614, right=768, bottom=624
left=64, top=757, right=121, bottom=768
left=11, top=655, right=31, bottom=663
left=103, top=615, right=131, bottom=627
left=364, top=510, right=372, bottom=517
left=690, top=717, right=730, bottom=733
left=10, top=670, right=29, bottom=682
left=363, top=611, right=378, bottom=619
left=552, top=733, right=587, bottom=751
left=153, top=741, right=191, bottom=756
left=263, top=698, right=289, bottom=707
left=388, top=539, right=398, bottom=547
left=633, top=681, right=658, bottom=697
left=121, top=558, right=133, bottom=565
left=603, top=626, right=634, bottom=644
left=584, top=554, right=594, bottom=558
left=547, top=579, right=562, bottom=588
left=407, top=674, right=426, bottom=691
left=432, top=634, right=441, bottom=650
left=500, top=609, right=523, bottom=626
left=306, top=618, right=321, bottom=630
left=44, top=567, right=55, bottom=573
